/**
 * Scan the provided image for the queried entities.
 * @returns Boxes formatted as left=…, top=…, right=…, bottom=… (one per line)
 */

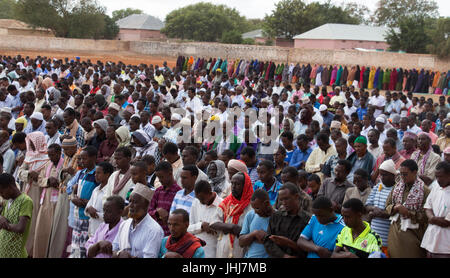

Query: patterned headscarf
left=392, top=176, right=425, bottom=211
left=207, top=160, right=227, bottom=195
left=24, top=131, right=49, bottom=171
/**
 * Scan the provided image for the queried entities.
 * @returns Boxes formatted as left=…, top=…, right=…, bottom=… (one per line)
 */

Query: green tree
left=263, top=0, right=362, bottom=39
left=385, top=16, right=431, bottom=53
left=0, top=0, right=17, bottom=19
left=220, top=30, right=243, bottom=44
left=112, top=8, right=143, bottom=22
left=103, top=15, right=120, bottom=39
left=426, top=17, right=450, bottom=58
left=161, top=2, right=247, bottom=42
left=372, top=0, right=439, bottom=27
left=14, top=0, right=116, bottom=39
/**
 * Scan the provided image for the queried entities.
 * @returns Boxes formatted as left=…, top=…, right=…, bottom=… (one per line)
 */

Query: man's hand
left=86, top=206, right=99, bottom=219
left=282, top=254, right=297, bottom=258
left=341, top=247, right=359, bottom=258
left=430, top=216, right=450, bottom=228
left=0, top=216, right=8, bottom=230
left=71, top=196, right=84, bottom=207
left=371, top=207, right=384, bottom=218
left=47, top=177, right=60, bottom=188
left=62, top=167, right=76, bottom=176
left=97, top=240, right=112, bottom=255
left=231, top=224, right=242, bottom=235
left=117, top=250, right=132, bottom=258
left=156, top=208, right=169, bottom=224
left=269, top=235, right=290, bottom=247
left=201, top=222, right=216, bottom=235
left=394, top=204, right=409, bottom=218
left=252, top=230, right=267, bottom=243
left=316, top=246, right=332, bottom=258
left=28, top=171, right=39, bottom=182
left=165, top=251, right=183, bottom=258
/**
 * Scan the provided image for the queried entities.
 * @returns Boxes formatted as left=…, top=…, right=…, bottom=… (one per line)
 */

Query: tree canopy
left=112, top=8, right=143, bottom=22
left=14, top=0, right=119, bottom=39
left=263, top=0, right=363, bottom=39
left=426, top=17, right=450, bottom=58
left=372, top=0, right=439, bottom=27
left=161, top=2, right=247, bottom=42
left=0, top=0, right=16, bottom=19
left=385, top=16, right=431, bottom=54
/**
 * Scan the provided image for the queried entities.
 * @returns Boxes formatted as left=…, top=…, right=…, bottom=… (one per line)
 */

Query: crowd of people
left=0, top=54, right=449, bottom=259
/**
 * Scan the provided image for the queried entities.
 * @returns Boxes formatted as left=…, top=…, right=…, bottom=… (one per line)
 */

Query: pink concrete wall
left=117, top=29, right=166, bottom=41
left=276, top=38, right=294, bottom=48
left=294, top=39, right=389, bottom=50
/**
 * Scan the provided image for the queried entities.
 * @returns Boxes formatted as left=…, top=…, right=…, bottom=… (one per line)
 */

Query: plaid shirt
left=148, top=182, right=181, bottom=236
left=65, top=126, right=85, bottom=148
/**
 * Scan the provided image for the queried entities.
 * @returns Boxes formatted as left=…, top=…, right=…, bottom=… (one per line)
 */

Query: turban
left=354, top=136, right=367, bottom=145
left=30, top=112, right=44, bottom=121
left=171, top=113, right=182, bottom=121
left=15, top=117, right=27, bottom=129
left=227, top=159, right=248, bottom=174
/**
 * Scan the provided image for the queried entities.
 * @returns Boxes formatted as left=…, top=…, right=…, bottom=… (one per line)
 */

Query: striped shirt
left=365, top=183, right=394, bottom=247
left=170, top=189, right=196, bottom=214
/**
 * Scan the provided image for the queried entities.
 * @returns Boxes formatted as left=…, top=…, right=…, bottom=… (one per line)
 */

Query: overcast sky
left=98, top=0, right=450, bottom=20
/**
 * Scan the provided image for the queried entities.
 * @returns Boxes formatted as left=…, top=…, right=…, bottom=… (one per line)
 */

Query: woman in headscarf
left=17, top=131, right=50, bottom=256
left=132, top=130, right=157, bottom=159
left=210, top=171, right=253, bottom=258
left=206, top=160, right=231, bottom=199
left=87, top=119, right=107, bottom=150
left=115, top=126, right=131, bottom=148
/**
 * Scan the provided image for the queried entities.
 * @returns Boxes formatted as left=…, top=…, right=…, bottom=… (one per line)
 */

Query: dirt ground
left=0, top=49, right=177, bottom=67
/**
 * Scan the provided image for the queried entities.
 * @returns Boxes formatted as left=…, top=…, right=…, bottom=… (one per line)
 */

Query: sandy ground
left=0, top=49, right=177, bottom=67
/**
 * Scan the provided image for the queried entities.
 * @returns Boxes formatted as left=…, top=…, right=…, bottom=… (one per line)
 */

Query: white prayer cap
left=108, top=102, right=121, bottom=111
left=302, top=97, right=310, bottom=104
left=379, top=159, right=397, bottom=175
left=151, top=116, right=162, bottom=124
left=199, top=88, right=206, bottom=92
left=319, top=104, right=328, bottom=112
left=375, top=116, right=386, bottom=124
left=180, top=117, right=191, bottom=126
left=330, top=121, right=341, bottom=129
left=171, top=113, right=182, bottom=121
left=0, top=107, right=12, bottom=114
left=30, top=112, right=44, bottom=121
left=131, top=183, right=154, bottom=203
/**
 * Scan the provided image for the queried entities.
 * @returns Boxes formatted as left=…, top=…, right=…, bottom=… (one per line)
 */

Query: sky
left=98, top=0, right=450, bottom=20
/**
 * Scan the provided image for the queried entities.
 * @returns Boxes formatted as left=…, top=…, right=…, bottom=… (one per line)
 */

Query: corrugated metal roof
left=116, top=14, right=165, bottom=31
left=0, top=19, right=51, bottom=32
left=293, top=24, right=392, bottom=42
left=242, top=29, right=265, bottom=39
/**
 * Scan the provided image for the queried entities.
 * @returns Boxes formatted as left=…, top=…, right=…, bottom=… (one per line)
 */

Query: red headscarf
left=218, top=172, right=253, bottom=247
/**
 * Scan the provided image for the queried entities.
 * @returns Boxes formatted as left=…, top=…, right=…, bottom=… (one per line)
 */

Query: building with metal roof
left=116, top=14, right=166, bottom=41
left=0, top=19, right=54, bottom=37
left=293, top=23, right=392, bottom=50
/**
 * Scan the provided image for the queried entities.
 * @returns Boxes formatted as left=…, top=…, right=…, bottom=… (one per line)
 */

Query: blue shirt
left=322, top=112, right=334, bottom=127
left=290, top=147, right=313, bottom=169
left=253, top=179, right=283, bottom=206
left=159, top=236, right=205, bottom=258
left=357, top=107, right=368, bottom=121
left=170, top=189, right=196, bottom=214
left=285, top=148, right=296, bottom=164
left=300, top=214, right=345, bottom=258
left=73, top=168, right=98, bottom=220
left=240, top=210, right=270, bottom=258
